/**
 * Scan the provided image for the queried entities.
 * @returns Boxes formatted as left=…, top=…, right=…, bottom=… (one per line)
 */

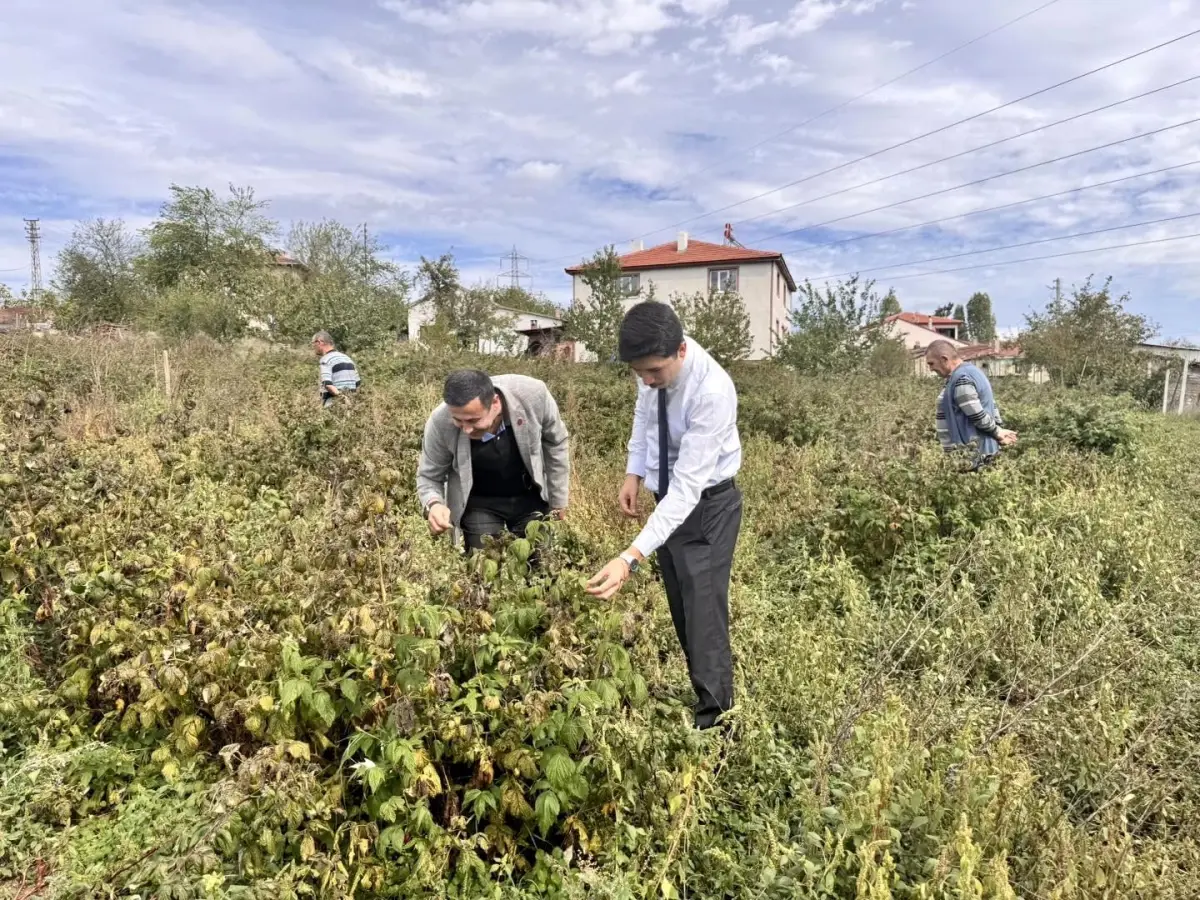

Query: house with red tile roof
left=884, top=311, right=967, bottom=349
left=564, top=232, right=796, bottom=360
left=882, top=310, right=1049, bottom=382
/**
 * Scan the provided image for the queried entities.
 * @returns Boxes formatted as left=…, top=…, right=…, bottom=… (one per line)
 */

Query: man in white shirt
left=587, top=301, right=743, bottom=730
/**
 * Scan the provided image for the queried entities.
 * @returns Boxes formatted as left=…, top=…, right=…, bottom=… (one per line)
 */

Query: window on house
left=709, top=267, right=738, bottom=293
left=618, top=273, right=640, bottom=296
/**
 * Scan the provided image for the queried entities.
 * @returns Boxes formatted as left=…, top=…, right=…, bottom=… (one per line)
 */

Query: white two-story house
left=564, top=232, right=796, bottom=360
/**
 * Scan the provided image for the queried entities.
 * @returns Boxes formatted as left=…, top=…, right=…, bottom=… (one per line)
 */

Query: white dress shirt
left=625, top=338, right=741, bottom=558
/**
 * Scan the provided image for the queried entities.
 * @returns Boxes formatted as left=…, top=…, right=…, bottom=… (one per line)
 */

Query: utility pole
left=1054, top=277, right=1062, bottom=306
left=498, top=247, right=531, bottom=293
left=24, top=218, right=43, bottom=303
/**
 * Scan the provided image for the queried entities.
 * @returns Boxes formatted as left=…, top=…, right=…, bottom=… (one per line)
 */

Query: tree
left=257, top=220, right=411, bottom=351
left=1020, top=276, right=1154, bottom=388
left=494, top=285, right=560, bottom=317
left=774, top=276, right=891, bottom=375
left=934, top=303, right=954, bottom=317
left=139, top=184, right=276, bottom=293
left=147, top=281, right=249, bottom=342
left=0, top=283, right=17, bottom=307
left=965, top=292, right=996, bottom=343
left=952, top=303, right=967, bottom=325
left=562, top=246, right=633, bottom=363
left=52, top=218, right=144, bottom=328
left=868, top=335, right=914, bottom=377
left=880, top=290, right=902, bottom=318
left=415, top=253, right=509, bottom=351
left=670, top=290, right=752, bottom=367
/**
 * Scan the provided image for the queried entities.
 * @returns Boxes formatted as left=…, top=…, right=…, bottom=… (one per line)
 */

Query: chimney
left=631, top=239, right=644, bottom=252
left=677, top=231, right=688, bottom=253
left=993, top=337, right=1000, bottom=351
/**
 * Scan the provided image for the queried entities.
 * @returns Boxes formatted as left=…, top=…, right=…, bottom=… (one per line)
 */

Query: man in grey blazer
left=416, top=369, right=570, bottom=550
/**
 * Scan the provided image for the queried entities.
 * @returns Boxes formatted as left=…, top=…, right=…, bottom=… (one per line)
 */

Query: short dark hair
left=443, top=369, right=495, bottom=408
left=618, top=301, right=684, bottom=363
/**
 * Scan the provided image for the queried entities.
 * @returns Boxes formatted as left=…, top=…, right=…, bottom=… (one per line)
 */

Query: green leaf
left=280, top=678, right=309, bottom=710
left=366, top=765, right=386, bottom=795
left=306, top=690, right=337, bottom=729
left=591, top=679, right=621, bottom=708
left=339, top=678, right=359, bottom=703
left=343, top=730, right=375, bottom=763
left=379, top=796, right=405, bottom=824
left=535, top=790, right=560, bottom=836
left=541, top=747, right=576, bottom=790
left=281, top=639, right=303, bottom=675
left=379, top=824, right=407, bottom=853
left=411, top=804, right=434, bottom=835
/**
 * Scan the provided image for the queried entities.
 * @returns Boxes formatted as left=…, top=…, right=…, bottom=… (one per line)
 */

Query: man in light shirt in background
left=587, top=301, right=743, bottom=731
left=311, top=331, right=361, bottom=407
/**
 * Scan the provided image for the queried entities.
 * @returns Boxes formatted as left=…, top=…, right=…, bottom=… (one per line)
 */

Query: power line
left=539, top=2, right=1075, bottom=268
left=809, top=211, right=1200, bottom=280
left=749, top=115, right=1200, bottom=246
left=759, top=159, right=1200, bottom=253
left=634, top=25, right=1200, bottom=241
left=732, top=75, right=1200, bottom=235
left=855, top=230, right=1200, bottom=283
left=651, top=0, right=1067, bottom=197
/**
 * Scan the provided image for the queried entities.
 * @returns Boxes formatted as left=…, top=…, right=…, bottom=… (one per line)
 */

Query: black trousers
left=461, top=495, right=549, bottom=552
left=656, top=484, right=743, bottom=729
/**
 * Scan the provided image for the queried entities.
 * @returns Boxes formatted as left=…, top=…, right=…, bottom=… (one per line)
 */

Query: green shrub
left=1007, top=395, right=1141, bottom=455
left=2, top=334, right=1200, bottom=898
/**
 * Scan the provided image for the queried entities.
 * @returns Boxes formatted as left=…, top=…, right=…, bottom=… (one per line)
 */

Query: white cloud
left=754, top=52, right=814, bottom=86
left=613, top=70, right=649, bottom=94
left=517, top=160, right=564, bottom=179
left=325, top=51, right=437, bottom=98
left=758, top=53, right=793, bottom=74
left=678, top=0, right=730, bottom=18
left=588, top=69, right=650, bottom=97
left=787, top=0, right=842, bottom=35
left=384, top=0, right=679, bottom=55
left=714, top=70, right=768, bottom=93
left=723, top=15, right=783, bottom=53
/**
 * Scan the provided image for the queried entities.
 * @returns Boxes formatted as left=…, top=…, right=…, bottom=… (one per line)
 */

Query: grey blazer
left=416, top=375, right=570, bottom=539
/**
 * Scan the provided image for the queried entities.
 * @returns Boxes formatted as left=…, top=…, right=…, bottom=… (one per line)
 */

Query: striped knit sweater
left=936, top=367, right=1003, bottom=452
left=318, top=350, right=360, bottom=403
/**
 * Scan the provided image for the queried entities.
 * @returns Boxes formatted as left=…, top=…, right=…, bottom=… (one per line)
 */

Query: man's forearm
left=953, top=382, right=1000, bottom=436
left=415, top=463, right=447, bottom=512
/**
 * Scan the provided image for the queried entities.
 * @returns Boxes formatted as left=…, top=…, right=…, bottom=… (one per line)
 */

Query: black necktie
left=658, top=387, right=670, bottom=497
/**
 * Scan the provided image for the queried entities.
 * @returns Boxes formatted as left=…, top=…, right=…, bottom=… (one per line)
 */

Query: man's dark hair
left=618, top=301, right=684, bottom=363
left=443, top=369, right=495, bottom=408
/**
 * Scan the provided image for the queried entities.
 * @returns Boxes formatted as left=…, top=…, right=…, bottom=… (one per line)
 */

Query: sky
left=0, top=0, right=1197, bottom=342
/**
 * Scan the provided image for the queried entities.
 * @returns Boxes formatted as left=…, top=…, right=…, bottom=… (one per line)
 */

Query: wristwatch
left=619, top=552, right=640, bottom=574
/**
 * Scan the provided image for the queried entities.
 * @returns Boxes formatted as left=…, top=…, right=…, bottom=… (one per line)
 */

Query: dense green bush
left=1004, top=394, right=1141, bottom=455
left=2, top=335, right=1199, bottom=898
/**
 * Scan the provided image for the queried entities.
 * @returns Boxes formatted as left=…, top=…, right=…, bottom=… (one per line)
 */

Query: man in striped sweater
left=925, top=340, right=1017, bottom=468
left=311, top=331, right=361, bottom=407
